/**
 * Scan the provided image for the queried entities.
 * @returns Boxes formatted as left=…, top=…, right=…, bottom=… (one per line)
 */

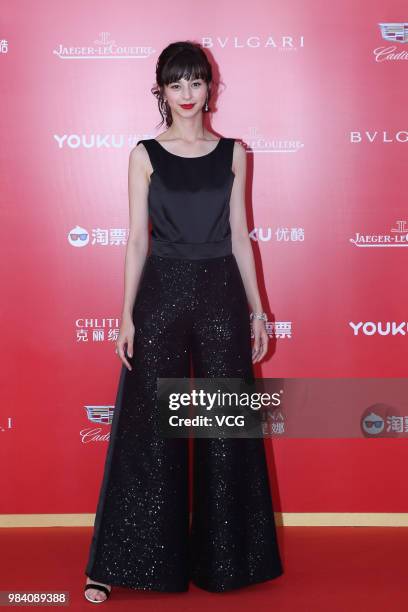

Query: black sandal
left=84, top=583, right=111, bottom=603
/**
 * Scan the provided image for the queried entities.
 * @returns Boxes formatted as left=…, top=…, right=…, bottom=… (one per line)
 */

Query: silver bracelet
left=250, top=311, right=267, bottom=322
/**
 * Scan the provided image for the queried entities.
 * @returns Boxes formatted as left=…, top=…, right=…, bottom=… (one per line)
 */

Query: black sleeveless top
left=136, top=137, right=235, bottom=259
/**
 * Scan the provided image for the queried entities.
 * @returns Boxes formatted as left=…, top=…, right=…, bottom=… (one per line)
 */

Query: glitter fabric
left=84, top=137, right=283, bottom=593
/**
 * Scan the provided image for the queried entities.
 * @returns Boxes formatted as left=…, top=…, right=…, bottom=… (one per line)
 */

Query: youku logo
left=349, top=219, right=408, bottom=247
left=349, top=322, right=408, bottom=336
left=374, top=23, right=408, bottom=61
left=249, top=227, right=304, bottom=242
left=53, top=31, right=155, bottom=59
left=54, top=134, right=144, bottom=149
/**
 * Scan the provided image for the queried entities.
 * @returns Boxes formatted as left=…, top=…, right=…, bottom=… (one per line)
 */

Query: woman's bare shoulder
left=129, top=141, right=152, bottom=177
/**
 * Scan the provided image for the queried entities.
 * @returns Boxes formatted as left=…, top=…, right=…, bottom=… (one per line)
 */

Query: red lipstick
left=180, top=103, right=195, bottom=109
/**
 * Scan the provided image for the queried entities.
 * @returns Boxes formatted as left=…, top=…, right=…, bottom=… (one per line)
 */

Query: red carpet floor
left=1, top=526, right=407, bottom=611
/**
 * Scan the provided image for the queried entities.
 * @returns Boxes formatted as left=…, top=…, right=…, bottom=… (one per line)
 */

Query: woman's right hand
left=115, top=316, right=135, bottom=371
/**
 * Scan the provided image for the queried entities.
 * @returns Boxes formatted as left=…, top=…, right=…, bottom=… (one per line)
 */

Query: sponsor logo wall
left=2, top=4, right=406, bottom=512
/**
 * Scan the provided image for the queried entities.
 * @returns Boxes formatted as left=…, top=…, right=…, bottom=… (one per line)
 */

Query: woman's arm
left=120, top=144, right=150, bottom=320
left=116, top=144, right=150, bottom=369
left=230, top=141, right=264, bottom=313
left=230, top=141, right=268, bottom=363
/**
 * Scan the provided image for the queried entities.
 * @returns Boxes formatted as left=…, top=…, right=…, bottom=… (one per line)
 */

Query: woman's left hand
left=251, top=319, right=269, bottom=363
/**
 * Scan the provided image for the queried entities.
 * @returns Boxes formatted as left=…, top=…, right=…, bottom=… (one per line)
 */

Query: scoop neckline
left=152, top=137, right=223, bottom=159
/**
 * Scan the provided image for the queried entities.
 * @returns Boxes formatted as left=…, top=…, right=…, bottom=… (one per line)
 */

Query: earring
left=203, top=96, right=209, bottom=112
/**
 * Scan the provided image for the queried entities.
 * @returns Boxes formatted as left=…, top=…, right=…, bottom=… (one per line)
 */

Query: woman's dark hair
left=151, top=41, right=216, bottom=129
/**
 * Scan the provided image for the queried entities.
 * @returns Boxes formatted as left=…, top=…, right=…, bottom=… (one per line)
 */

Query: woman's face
left=163, top=76, right=208, bottom=116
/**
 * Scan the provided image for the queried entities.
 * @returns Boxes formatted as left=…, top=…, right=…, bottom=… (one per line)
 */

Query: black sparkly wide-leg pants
left=85, top=254, right=283, bottom=592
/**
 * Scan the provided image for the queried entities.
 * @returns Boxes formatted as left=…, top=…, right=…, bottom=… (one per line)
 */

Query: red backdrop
left=2, top=0, right=407, bottom=515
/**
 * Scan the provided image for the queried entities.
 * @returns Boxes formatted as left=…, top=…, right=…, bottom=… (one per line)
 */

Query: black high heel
left=84, top=582, right=111, bottom=603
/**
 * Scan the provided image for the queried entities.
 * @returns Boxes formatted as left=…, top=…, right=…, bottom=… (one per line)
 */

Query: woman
left=84, top=40, right=283, bottom=603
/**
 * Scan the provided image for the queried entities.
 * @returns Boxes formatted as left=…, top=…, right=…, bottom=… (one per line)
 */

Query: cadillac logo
left=379, top=22, right=408, bottom=43
left=84, top=405, right=114, bottom=425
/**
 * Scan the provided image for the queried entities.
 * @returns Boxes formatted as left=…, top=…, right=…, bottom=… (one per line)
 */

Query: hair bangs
left=162, top=52, right=210, bottom=85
